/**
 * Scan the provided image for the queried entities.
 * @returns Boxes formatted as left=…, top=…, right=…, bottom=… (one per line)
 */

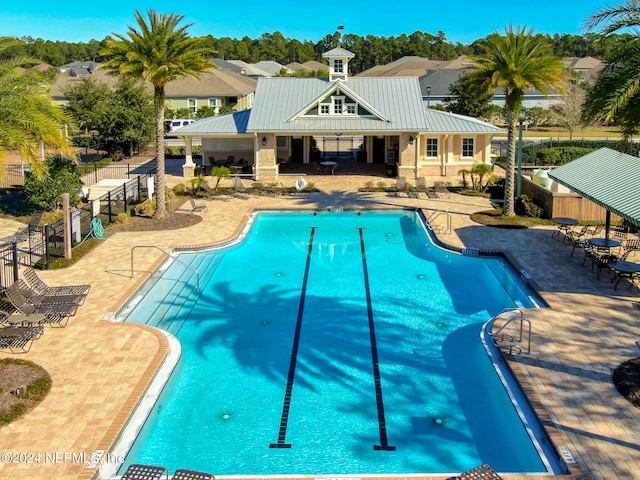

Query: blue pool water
left=117, top=211, right=559, bottom=475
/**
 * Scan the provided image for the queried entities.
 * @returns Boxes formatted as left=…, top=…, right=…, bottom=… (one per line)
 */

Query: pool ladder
left=129, top=245, right=201, bottom=291
left=426, top=210, right=452, bottom=235
left=485, top=308, right=531, bottom=355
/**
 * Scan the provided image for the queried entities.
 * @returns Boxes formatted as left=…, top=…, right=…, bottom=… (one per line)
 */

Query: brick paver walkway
left=0, top=172, right=638, bottom=480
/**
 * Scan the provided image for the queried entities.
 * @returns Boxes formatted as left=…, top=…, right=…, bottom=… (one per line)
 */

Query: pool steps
left=119, top=253, right=223, bottom=336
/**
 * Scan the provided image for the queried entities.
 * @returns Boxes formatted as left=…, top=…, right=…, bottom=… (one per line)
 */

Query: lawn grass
left=493, top=125, right=623, bottom=140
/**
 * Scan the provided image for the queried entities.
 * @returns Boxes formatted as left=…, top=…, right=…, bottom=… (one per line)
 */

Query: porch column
left=397, top=133, right=417, bottom=179
left=366, top=136, right=373, bottom=164
left=182, top=137, right=196, bottom=178
left=255, top=133, right=279, bottom=181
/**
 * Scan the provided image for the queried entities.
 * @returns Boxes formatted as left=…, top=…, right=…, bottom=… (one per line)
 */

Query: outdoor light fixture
left=409, top=136, right=414, bottom=145
left=426, top=85, right=432, bottom=108
left=261, top=136, right=267, bottom=146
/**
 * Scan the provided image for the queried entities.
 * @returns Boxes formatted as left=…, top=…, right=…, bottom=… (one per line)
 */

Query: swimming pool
left=115, top=210, right=563, bottom=476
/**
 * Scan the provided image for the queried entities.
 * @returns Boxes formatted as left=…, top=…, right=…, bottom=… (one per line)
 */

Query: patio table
left=551, top=217, right=578, bottom=241
left=609, top=260, right=640, bottom=290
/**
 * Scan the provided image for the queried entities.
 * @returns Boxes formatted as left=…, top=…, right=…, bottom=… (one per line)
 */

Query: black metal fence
left=0, top=243, right=20, bottom=289
left=79, top=161, right=157, bottom=185
left=0, top=173, right=155, bottom=287
left=43, top=174, right=153, bottom=266
left=1, top=160, right=157, bottom=190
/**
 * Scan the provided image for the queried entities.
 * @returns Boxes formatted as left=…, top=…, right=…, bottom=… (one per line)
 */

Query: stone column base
left=182, top=163, right=196, bottom=179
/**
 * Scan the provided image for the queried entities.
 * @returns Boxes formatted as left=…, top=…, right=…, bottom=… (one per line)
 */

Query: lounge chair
left=231, top=176, right=249, bottom=199
left=433, top=181, right=451, bottom=199
left=176, top=198, right=208, bottom=213
left=0, top=325, right=44, bottom=353
left=201, top=182, right=230, bottom=201
left=415, top=178, right=438, bottom=199
left=5, top=280, right=80, bottom=317
left=454, top=464, right=503, bottom=479
left=390, top=177, right=409, bottom=197
left=15, top=279, right=85, bottom=307
left=0, top=301, right=68, bottom=328
left=172, top=468, right=215, bottom=480
left=23, top=267, right=90, bottom=302
left=120, top=464, right=169, bottom=480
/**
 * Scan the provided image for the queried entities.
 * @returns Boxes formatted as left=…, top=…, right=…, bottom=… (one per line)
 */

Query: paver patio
left=0, top=171, right=638, bottom=480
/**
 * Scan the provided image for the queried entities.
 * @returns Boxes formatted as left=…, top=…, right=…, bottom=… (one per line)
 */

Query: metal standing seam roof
left=173, top=110, right=251, bottom=136
left=548, top=147, right=640, bottom=227
left=422, top=107, right=504, bottom=134
left=246, top=77, right=429, bottom=133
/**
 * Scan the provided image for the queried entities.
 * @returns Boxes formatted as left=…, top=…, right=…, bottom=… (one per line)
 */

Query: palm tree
left=583, top=0, right=640, bottom=35
left=583, top=1, right=640, bottom=137
left=466, top=26, right=566, bottom=216
left=0, top=37, right=73, bottom=177
left=101, top=9, right=214, bottom=218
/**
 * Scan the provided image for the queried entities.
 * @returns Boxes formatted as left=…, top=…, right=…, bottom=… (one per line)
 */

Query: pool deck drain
left=0, top=173, right=637, bottom=479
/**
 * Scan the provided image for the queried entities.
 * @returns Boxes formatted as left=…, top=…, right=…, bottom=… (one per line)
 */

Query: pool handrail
left=485, top=308, right=531, bottom=355
left=130, top=245, right=200, bottom=291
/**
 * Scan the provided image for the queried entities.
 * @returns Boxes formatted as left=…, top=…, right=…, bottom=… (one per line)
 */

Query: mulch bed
left=0, top=360, right=51, bottom=424
left=108, top=210, right=203, bottom=233
left=613, top=357, right=640, bottom=409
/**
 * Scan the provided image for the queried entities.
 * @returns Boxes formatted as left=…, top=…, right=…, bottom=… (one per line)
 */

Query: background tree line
left=0, top=31, right=635, bottom=73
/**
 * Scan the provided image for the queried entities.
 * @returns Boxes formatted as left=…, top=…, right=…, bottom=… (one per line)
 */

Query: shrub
left=518, top=194, right=543, bottom=218
left=115, top=212, right=129, bottom=224
left=24, top=154, right=82, bottom=210
left=535, top=147, right=595, bottom=166
left=134, top=199, right=155, bottom=217
left=172, top=184, right=187, bottom=195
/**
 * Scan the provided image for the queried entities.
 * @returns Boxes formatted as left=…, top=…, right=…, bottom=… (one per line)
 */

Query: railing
left=130, top=245, right=200, bottom=291
left=0, top=160, right=157, bottom=190
left=426, top=210, right=452, bottom=235
left=484, top=308, right=531, bottom=355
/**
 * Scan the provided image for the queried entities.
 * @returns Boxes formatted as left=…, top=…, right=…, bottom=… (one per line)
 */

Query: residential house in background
left=164, top=69, right=256, bottom=114
left=358, top=54, right=602, bottom=109
left=49, top=63, right=257, bottom=114
left=173, top=47, right=503, bottom=181
left=285, top=60, right=328, bottom=75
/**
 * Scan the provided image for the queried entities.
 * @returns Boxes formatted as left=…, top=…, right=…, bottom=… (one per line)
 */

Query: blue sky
left=1, top=0, right=609, bottom=44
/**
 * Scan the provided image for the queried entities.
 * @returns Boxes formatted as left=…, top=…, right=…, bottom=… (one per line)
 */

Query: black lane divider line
left=358, top=228, right=396, bottom=451
left=269, top=226, right=317, bottom=449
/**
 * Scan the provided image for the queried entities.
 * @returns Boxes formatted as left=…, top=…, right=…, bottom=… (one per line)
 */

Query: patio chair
left=453, top=464, right=503, bottom=479
left=172, top=468, right=215, bottom=480
left=621, top=238, right=640, bottom=260
left=433, top=181, right=451, bottom=199
left=567, top=225, right=590, bottom=256
left=23, top=267, right=90, bottom=301
left=313, top=161, right=329, bottom=174
left=120, top=463, right=169, bottom=480
left=0, top=325, right=44, bottom=353
left=5, top=280, right=80, bottom=317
